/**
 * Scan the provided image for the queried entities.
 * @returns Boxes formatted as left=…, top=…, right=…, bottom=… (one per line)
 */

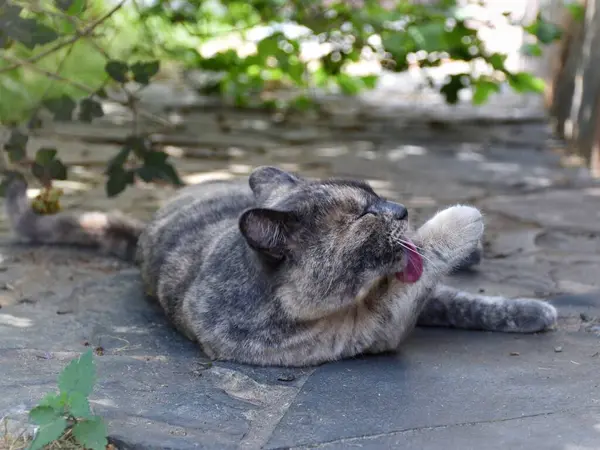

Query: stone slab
left=301, top=408, right=600, bottom=449
left=0, top=260, right=311, bottom=449
left=481, top=188, right=600, bottom=233
left=266, top=325, right=600, bottom=449
left=2, top=103, right=600, bottom=450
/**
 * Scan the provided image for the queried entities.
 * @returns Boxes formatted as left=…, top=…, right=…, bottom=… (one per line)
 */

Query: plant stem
left=0, top=54, right=97, bottom=95
left=0, top=54, right=173, bottom=128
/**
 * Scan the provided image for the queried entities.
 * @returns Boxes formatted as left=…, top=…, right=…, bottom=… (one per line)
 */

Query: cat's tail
left=4, top=177, right=145, bottom=262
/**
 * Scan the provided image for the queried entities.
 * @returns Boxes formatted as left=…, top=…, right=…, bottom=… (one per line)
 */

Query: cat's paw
left=416, top=205, right=484, bottom=270
left=502, top=299, right=558, bottom=333
left=434, top=205, right=484, bottom=243
left=451, top=239, right=483, bottom=273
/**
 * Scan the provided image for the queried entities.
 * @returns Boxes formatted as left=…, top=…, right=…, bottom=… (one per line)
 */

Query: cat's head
left=239, top=167, right=423, bottom=317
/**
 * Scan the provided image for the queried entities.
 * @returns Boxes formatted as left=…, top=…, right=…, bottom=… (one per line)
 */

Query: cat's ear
left=239, top=208, right=298, bottom=259
left=249, top=166, right=301, bottom=199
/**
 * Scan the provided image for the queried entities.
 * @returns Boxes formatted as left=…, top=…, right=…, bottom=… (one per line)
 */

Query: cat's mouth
left=395, top=240, right=423, bottom=284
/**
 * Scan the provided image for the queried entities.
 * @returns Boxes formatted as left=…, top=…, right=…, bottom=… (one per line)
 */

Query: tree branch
left=0, top=54, right=96, bottom=95
left=0, top=54, right=173, bottom=129
left=0, top=0, right=126, bottom=74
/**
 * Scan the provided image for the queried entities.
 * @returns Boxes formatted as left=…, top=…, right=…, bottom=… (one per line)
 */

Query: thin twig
left=24, top=0, right=114, bottom=60
left=0, top=0, right=126, bottom=74
left=0, top=54, right=173, bottom=128
left=0, top=54, right=97, bottom=95
left=0, top=0, right=176, bottom=131
left=29, top=37, right=79, bottom=125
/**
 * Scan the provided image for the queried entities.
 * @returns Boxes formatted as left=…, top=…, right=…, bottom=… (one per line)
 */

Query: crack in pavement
left=284, top=407, right=599, bottom=449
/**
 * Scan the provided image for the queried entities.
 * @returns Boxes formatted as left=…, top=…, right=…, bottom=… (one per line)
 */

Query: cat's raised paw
left=416, top=205, right=484, bottom=269
left=436, top=205, right=484, bottom=243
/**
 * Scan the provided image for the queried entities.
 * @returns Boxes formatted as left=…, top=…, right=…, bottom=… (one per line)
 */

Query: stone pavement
left=1, top=86, right=600, bottom=449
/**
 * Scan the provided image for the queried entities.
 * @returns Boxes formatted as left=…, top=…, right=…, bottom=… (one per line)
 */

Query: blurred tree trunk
left=546, top=0, right=600, bottom=175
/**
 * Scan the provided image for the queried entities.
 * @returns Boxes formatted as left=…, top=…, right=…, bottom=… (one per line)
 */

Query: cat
left=4, top=166, right=557, bottom=367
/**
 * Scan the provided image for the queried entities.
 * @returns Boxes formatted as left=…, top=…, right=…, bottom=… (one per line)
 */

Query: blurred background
left=0, top=0, right=594, bottom=219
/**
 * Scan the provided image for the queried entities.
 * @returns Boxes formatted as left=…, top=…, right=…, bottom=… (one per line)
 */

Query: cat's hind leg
left=417, top=285, right=557, bottom=333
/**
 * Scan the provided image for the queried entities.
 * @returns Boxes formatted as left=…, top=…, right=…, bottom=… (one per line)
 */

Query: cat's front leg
left=418, top=285, right=557, bottom=333
left=413, top=205, right=485, bottom=278
left=347, top=206, right=487, bottom=356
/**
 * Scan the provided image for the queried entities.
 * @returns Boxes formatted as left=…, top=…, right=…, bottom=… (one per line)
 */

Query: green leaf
left=67, top=392, right=92, bottom=419
left=35, top=148, right=57, bottom=166
left=336, top=73, right=362, bottom=95
left=4, top=129, right=28, bottom=162
left=136, top=166, right=157, bottom=183
left=292, top=95, right=312, bottom=111
left=6, top=129, right=28, bottom=148
left=381, top=34, right=409, bottom=72
left=48, top=159, right=68, bottom=180
left=566, top=2, right=585, bottom=22
left=32, top=153, right=67, bottom=182
left=39, top=392, right=69, bottom=412
left=105, top=60, right=129, bottom=83
left=361, top=75, right=378, bottom=89
left=321, top=52, right=345, bottom=76
left=137, top=151, right=183, bottom=186
left=143, top=150, right=168, bottom=166
left=72, top=417, right=108, bottom=450
left=257, top=34, right=281, bottom=59
left=131, top=60, right=160, bottom=85
left=29, top=417, right=67, bottom=450
left=312, top=68, right=330, bottom=88
left=286, top=62, right=304, bottom=85
left=525, top=14, right=562, bottom=44
left=58, top=350, right=96, bottom=397
left=407, top=22, right=446, bottom=52
left=106, top=167, right=134, bottom=197
left=7, top=147, right=26, bottom=164
left=5, top=18, right=59, bottom=49
left=124, top=135, right=149, bottom=158
left=31, top=163, right=46, bottom=181
left=159, top=162, right=183, bottom=186
left=197, top=50, right=241, bottom=72
left=488, top=53, right=508, bottom=71
left=107, top=147, right=131, bottom=172
left=79, top=98, right=104, bottom=123
left=508, top=72, right=545, bottom=93
left=537, top=21, right=562, bottom=44
left=440, top=74, right=468, bottom=104
left=472, top=80, right=500, bottom=105
left=56, top=0, right=87, bottom=15
left=29, top=406, right=60, bottom=426
left=95, top=88, right=108, bottom=99
left=522, top=43, right=542, bottom=57
left=44, top=95, right=76, bottom=121
left=55, top=0, right=74, bottom=11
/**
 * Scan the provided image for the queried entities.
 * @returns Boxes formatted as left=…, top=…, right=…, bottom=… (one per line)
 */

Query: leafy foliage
left=58, top=349, right=97, bottom=397
left=27, top=350, right=108, bottom=450
left=0, top=0, right=569, bottom=199
left=104, top=135, right=183, bottom=198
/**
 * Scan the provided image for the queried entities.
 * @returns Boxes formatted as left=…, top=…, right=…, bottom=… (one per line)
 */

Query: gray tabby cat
left=4, top=167, right=557, bottom=367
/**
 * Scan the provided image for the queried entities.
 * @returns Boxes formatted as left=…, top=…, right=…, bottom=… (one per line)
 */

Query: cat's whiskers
left=398, top=240, right=435, bottom=266
left=398, top=238, right=426, bottom=252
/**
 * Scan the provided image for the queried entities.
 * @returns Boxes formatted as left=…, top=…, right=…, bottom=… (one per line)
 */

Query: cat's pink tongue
left=395, top=241, right=423, bottom=283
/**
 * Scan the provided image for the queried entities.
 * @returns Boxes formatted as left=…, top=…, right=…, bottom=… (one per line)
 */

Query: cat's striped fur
left=4, top=167, right=557, bottom=366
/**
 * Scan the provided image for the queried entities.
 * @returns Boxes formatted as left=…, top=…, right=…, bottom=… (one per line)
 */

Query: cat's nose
left=368, top=201, right=408, bottom=220
left=386, top=202, right=408, bottom=220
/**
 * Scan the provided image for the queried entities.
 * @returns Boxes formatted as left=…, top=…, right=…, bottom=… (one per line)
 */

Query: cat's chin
left=395, top=240, right=423, bottom=283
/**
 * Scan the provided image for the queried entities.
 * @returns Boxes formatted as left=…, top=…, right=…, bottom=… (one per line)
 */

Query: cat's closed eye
left=358, top=211, right=376, bottom=219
